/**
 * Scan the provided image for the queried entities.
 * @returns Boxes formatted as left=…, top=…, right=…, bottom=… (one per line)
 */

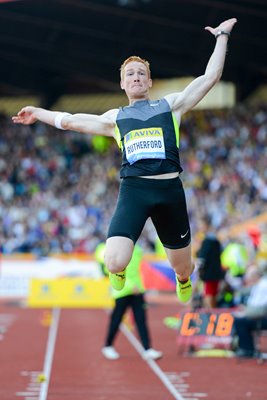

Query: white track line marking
left=120, top=323, right=185, bottom=400
left=39, top=308, right=61, bottom=400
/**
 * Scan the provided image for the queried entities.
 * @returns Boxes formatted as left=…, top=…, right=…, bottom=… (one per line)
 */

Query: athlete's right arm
left=12, top=106, right=118, bottom=138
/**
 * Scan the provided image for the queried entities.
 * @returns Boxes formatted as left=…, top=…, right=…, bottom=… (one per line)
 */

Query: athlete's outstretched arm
left=12, top=106, right=118, bottom=137
left=165, top=18, right=237, bottom=116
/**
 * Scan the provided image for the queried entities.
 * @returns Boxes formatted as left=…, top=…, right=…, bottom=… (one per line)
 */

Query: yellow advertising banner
left=28, top=277, right=114, bottom=308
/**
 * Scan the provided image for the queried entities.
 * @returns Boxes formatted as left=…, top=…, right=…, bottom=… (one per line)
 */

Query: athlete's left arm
left=165, top=18, right=237, bottom=117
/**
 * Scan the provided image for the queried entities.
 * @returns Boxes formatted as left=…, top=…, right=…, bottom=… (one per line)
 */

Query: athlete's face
left=120, top=61, right=152, bottom=100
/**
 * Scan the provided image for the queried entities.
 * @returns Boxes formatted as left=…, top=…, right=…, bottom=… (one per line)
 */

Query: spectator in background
left=95, top=243, right=162, bottom=361
left=221, top=240, right=249, bottom=301
left=196, top=216, right=224, bottom=308
left=233, top=262, right=267, bottom=358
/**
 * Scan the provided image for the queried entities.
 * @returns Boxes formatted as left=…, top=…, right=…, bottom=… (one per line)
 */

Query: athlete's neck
left=128, top=96, right=150, bottom=106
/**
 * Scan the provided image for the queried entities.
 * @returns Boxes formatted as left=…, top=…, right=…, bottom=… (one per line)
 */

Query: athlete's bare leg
left=164, top=243, right=194, bottom=281
left=165, top=243, right=194, bottom=302
left=105, top=236, right=134, bottom=274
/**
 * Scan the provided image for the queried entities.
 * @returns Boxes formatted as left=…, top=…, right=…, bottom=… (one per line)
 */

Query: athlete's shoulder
left=164, top=92, right=183, bottom=109
left=102, top=108, right=119, bottom=123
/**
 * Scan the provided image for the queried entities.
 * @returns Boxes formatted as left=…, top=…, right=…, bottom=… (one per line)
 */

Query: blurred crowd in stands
left=2, top=103, right=267, bottom=358
left=1, top=103, right=267, bottom=260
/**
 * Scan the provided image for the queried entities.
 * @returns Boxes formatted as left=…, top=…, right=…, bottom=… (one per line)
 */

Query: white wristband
left=54, top=112, right=71, bottom=130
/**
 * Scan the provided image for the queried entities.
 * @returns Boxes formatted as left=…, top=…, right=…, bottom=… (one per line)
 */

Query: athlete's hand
left=205, top=18, right=237, bottom=37
left=12, top=106, right=39, bottom=125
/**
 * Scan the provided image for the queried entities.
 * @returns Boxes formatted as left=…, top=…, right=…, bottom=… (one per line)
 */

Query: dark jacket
left=197, top=233, right=224, bottom=281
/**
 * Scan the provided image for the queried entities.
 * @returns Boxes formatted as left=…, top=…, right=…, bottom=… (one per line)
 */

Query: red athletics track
left=0, top=298, right=266, bottom=400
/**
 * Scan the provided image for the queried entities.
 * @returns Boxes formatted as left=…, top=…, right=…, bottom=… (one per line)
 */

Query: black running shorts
left=107, top=176, right=191, bottom=249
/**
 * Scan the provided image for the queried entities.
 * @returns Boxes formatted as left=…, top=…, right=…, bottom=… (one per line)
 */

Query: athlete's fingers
left=18, top=108, right=27, bottom=116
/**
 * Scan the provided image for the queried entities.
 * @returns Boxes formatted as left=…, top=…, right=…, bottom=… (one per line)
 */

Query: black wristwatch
left=215, top=30, right=230, bottom=39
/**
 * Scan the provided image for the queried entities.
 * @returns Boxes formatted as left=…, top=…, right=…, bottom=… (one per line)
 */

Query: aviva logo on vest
left=125, top=127, right=163, bottom=142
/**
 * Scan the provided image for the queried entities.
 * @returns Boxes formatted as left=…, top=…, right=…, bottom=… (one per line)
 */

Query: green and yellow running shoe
left=109, top=270, right=126, bottom=291
left=176, top=277, right=192, bottom=303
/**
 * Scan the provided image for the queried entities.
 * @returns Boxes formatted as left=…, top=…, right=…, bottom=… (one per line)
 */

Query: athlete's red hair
left=120, top=56, right=151, bottom=79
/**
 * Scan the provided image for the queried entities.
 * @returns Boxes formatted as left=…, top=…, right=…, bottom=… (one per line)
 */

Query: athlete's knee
left=104, top=249, right=130, bottom=274
left=105, top=236, right=134, bottom=273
